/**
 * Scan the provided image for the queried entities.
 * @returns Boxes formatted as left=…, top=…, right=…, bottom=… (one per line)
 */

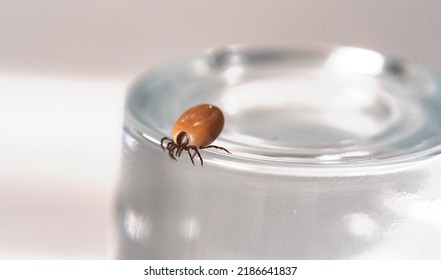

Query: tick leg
left=179, top=146, right=186, bottom=157
left=200, top=145, right=231, bottom=154
left=190, top=149, right=201, bottom=164
left=168, top=145, right=177, bottom=160
left=187, top=149, right=195, bottom=166
left=176, top=146, right=184, bottom=157
left=167, top=143, right=177, bottom=160
left=170, top=150, right=177, bottom=160
left=189, top=145, right=203, bottom=167
left=160, top=137, right=172, bottom=150
left=168, top=147, right=174, bottom=159
left=167, top=142, right=173, bottom=151
left=190, top=150, right=197, bottom=160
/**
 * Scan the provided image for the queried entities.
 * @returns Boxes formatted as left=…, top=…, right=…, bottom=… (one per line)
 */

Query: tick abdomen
left=172, top=104, right=224, bottom=147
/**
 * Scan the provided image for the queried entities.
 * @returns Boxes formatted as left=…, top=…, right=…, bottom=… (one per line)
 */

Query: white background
left=1, top=0, right=441, bottom=259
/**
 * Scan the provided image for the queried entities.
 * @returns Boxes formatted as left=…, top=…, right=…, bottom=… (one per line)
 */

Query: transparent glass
left=116, top=45, right=441, bottom=259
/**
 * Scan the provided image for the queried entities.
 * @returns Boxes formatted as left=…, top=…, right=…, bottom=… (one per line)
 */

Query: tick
left=160, top=104, right=230, bottom=166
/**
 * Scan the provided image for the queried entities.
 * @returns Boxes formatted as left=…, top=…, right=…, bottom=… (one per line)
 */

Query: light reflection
left=182, top=217, right=200, bottom=241
left=123, top=208, right=151, bottom=243
left=316, top=154, right=342, bottom=161
left=223, top=66, right=244, bottom=86
left=327, top=47, right=385, bottom=75
left=342, top=150, right=371, bottom=157
left=123, top=130, right=138, bottom=152
left=384, top=193, right=441, bottom=225
left=336, top=88, right=376, bottom=108
left=344, top=212, right=379, bottom=239
left=192, top=59, right=210, bottom=76
left=141, top=132, right=160, bottom=145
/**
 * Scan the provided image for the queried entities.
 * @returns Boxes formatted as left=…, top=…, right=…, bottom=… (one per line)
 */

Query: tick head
left=176, top=131, right=189, bottom=147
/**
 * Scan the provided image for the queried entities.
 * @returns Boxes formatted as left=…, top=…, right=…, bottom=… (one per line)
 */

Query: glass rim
left=125, top=44, right=441, bottom=176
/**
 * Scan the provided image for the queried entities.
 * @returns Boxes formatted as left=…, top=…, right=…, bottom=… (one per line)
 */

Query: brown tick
left=160, top=104, right=230, bottom=166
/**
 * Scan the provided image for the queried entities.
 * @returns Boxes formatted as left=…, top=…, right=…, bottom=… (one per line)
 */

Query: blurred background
left=1, top=0, right=440, bottom=259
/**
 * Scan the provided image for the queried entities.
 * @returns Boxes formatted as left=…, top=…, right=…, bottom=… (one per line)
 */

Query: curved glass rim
left=125, top=44, right=441, bottom=175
